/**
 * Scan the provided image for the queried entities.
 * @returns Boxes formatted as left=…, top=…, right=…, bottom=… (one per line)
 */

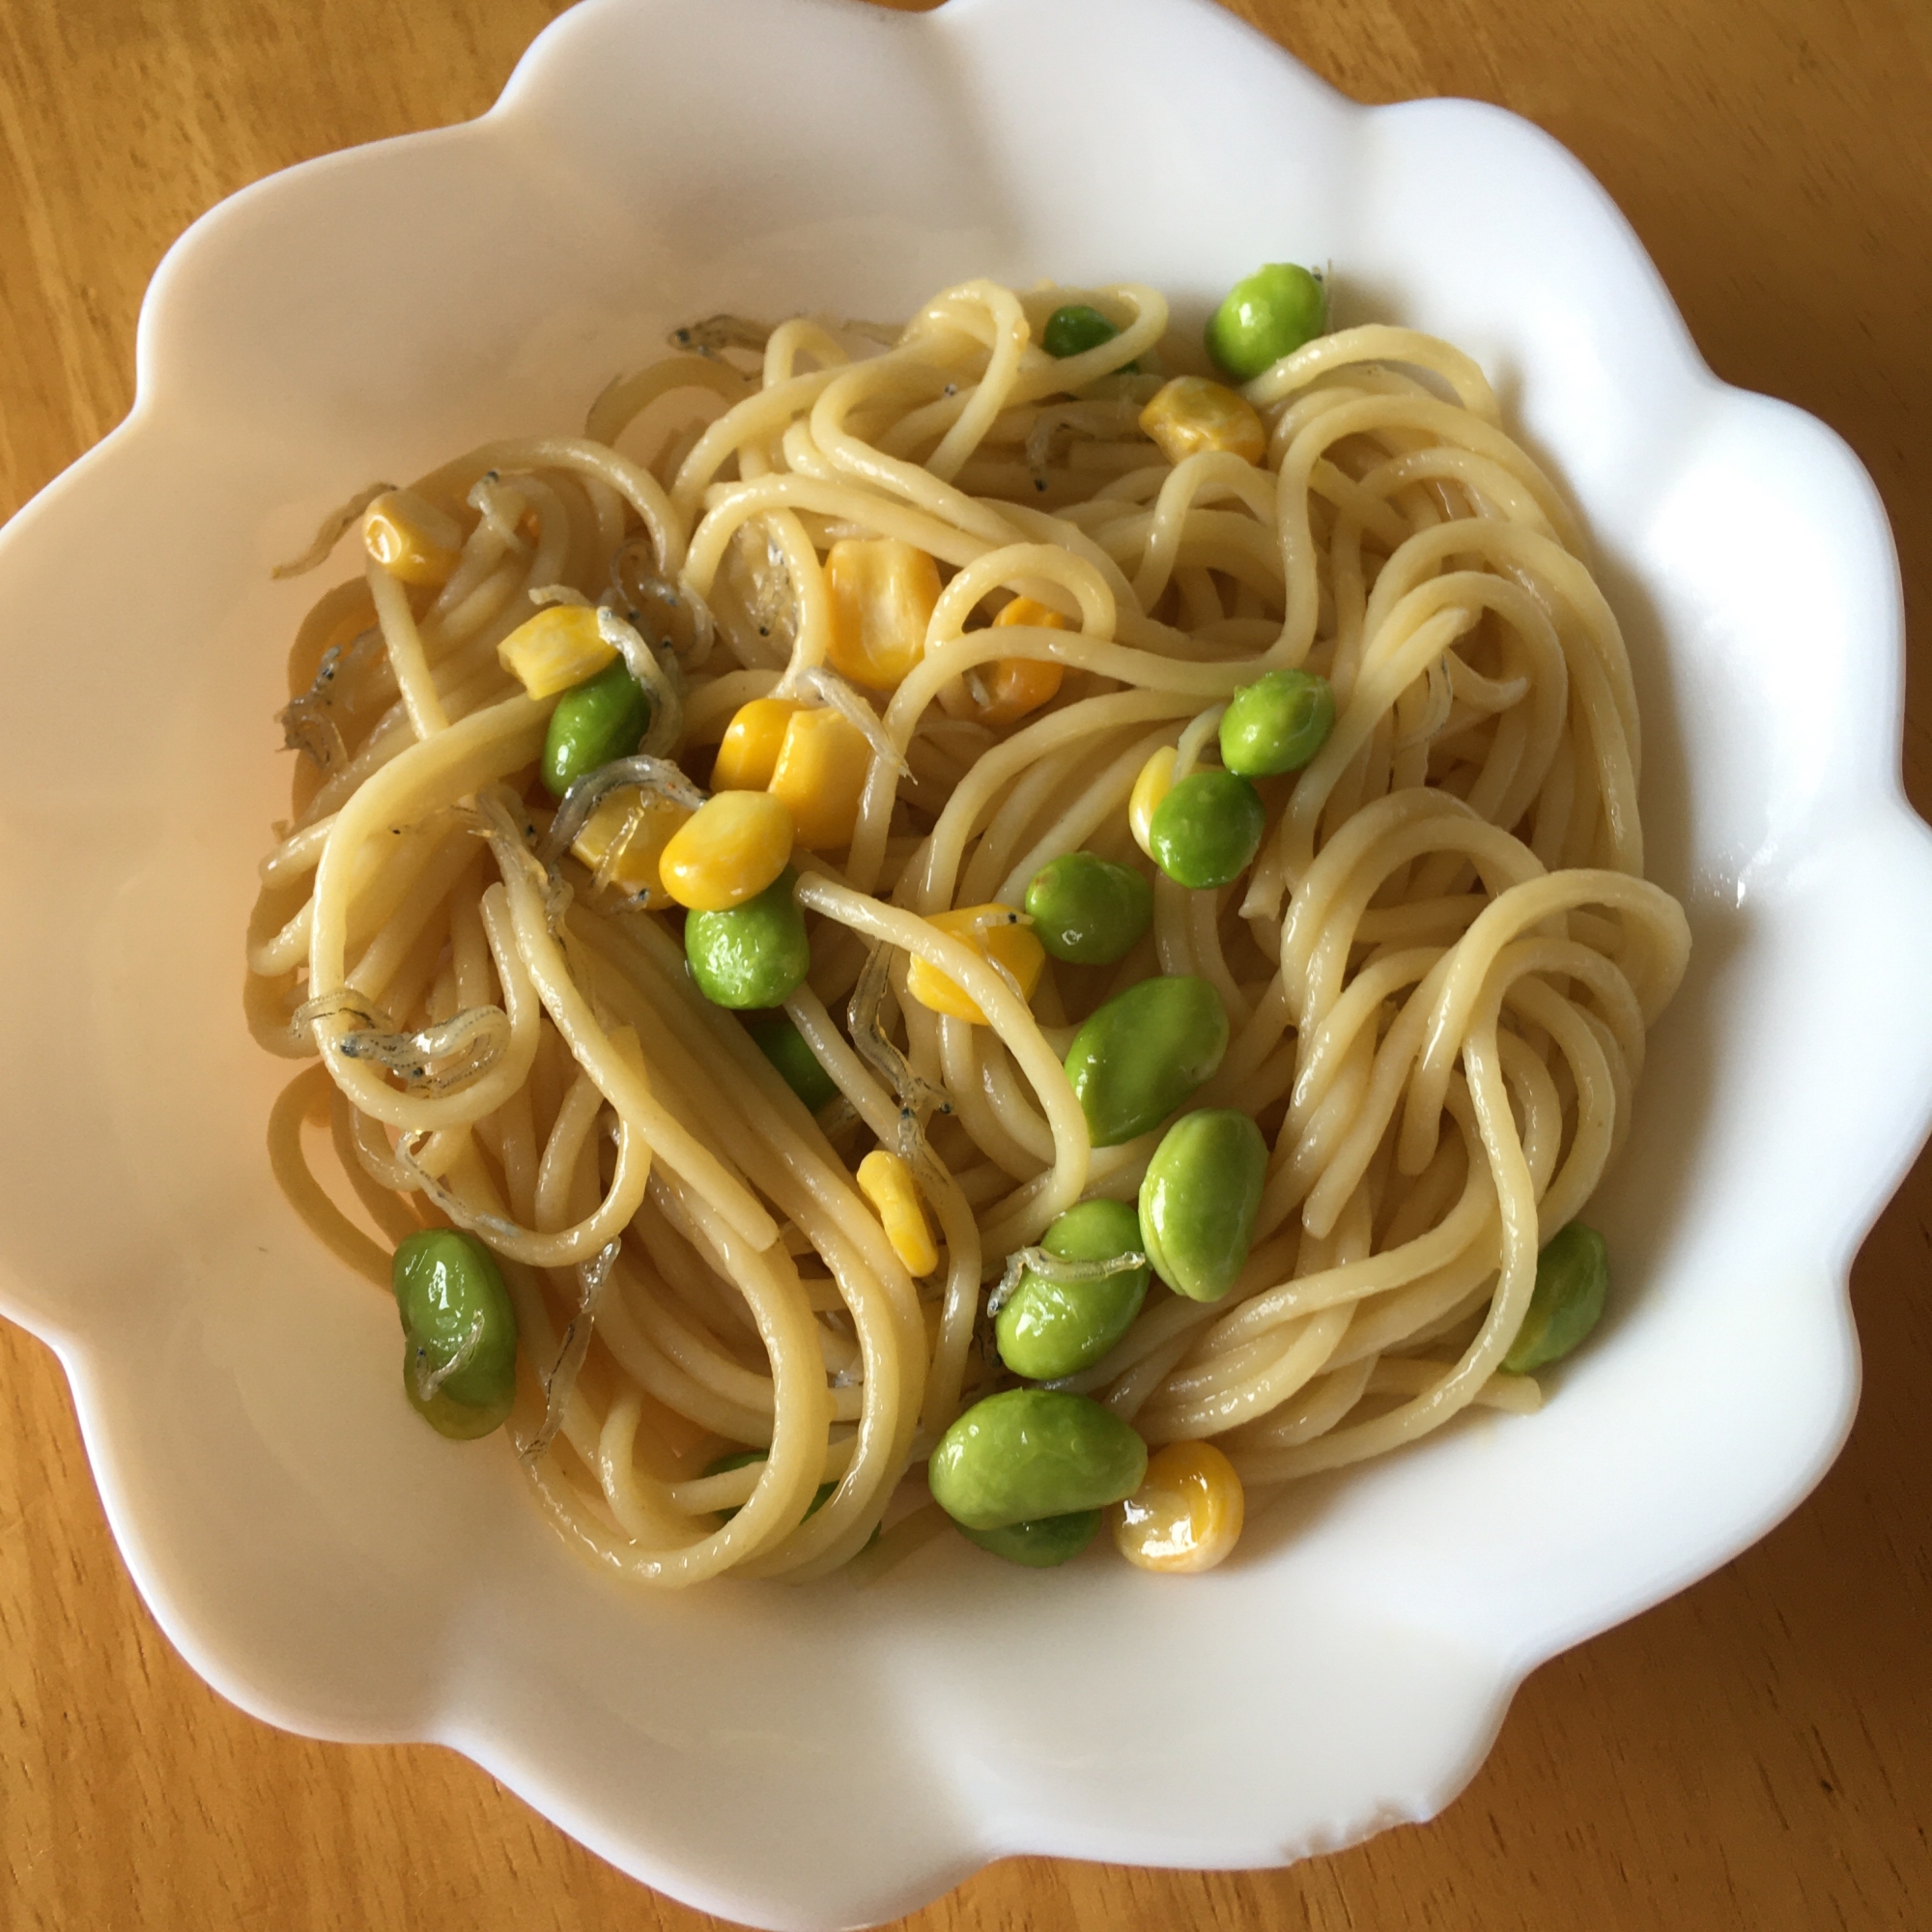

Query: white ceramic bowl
left=2, top=0, right=1927, bottom=1923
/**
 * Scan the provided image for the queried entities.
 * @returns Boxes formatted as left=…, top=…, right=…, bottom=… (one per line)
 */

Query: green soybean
left=704, top=1447, right=837, bottom=1522
left=391, top=1228, right=519, bottom=1439
left=685, top=866, right=810, bottom=1009
left=959, top=1510, right=1102, bottom=1568
left=541, top=657, right=652, bottom=799
left=1148, top=769, right=1266, bottom=889
left=1065, top=975, right=1229, bottom=1147
left=927, top=1388, right=1147, bottom=1531
left=1219, top=668, right=1336, bottom=778
left=995, top=1199, right=1151, bottom=1380
left=746, top=1010, right=839, bottom=1111
left=1205, top=263, right=1328, bottom=381
left=1041, top=303, right=1136, bottom=374
left=1042, top=303, right=1121, bottom=358
left=1503, top=1222, right=1609, bottom=1373
left=1139, top=1109, right=1267, bottom=1302
left=1023, top=851, right=1153, bottom=964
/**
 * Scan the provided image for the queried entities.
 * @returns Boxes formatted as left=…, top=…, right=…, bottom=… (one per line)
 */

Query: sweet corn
left=824, top=537, right=943, bottom=691
left=995, top=595, right=1070, bottom=633
left=712, top=697, right=801, bottom=791
left=1138, top=376, right=1268, bottom=468
left=768, top=706, right=870, bottom=851
left=361, top=490, right=464, bottom=587
left=658, top=790, right=795, bottom=911
left=1113, top=1440, right=1245, bottom=1574
left=569, top=789, right=689, bottom=901
left=937, top=596, right=1069, bottom=726
left=497, top=605, right=617, bottom=699
left=857, top=1149, right=939, bottom=1276
left=976, top=656, right=1066, bottom=726
left=904, top=904, right=1046, bottom=1026
left=1128, top=746, right=1177, bottom=857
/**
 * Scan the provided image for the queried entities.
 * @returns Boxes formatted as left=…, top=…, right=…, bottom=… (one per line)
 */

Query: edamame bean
left=541, top=657, right=652, bottom=799
left=746, top=1010, right=839, bottom=1111
left=391, top=1228, right=519, bottom=1439
left=1503, top=1222, right=1609, bottom=1373
left=1148, top=768, right=1266, bottom=889
left=995, top=1199, right=1151, bottom=1380
left=1064, top=975, right=1229, bottom=1147
left=1023, top=851, right=1153, bottom=964
left=705, top=1448, right=837, bottom=1522
left=960, top=1510, right=1102, bottom=1568
left=1205, top=263, right=1327, bottom=381
left=927, top=1388, right=1148, bottom=1530
left=1219, top=668, right=1335, bottom=778
left=1042, top=303, right=1120, bottom=357
left=685, top=866, right=810, bottom=1009
left=1139, top=1109, right=1267, bottom=1302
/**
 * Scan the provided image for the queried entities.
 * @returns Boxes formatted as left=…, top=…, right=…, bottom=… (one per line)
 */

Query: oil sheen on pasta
left=246, top=274, right=1690, bottom=1585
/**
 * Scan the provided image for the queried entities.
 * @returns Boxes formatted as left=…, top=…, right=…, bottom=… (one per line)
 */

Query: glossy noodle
left=246, top=274, right=1689, bottom=1583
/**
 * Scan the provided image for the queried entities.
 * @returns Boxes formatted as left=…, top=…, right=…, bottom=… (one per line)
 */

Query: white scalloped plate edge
left=1, top=2, right=1929, bottom=1926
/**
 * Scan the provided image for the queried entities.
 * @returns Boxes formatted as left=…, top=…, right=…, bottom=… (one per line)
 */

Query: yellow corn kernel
left=1128, top=746, right=1177, bottom=857
left=768, top=706, right=870, bottom=851
left=936, top=596, right=1069, bottom=726
left=361, top=490, right=464, bottom=587
left=824, top=537, right=943, bottom=691
left=497, top=605, right=617, bottom=699
left=658, top=790, right=795, bottom=911
left=975, top=656, right=1066, bottom=726
left=1113, top=1440, right=1245, bottom=1574
left=569, top=789, right=689, bottom=901
left=857, top=1149, right=939, bottom=1276
left=995, top=595, right=1070, bottom=633
left=712, top=696, right=802, bottom=791
left=904, top=904, right=1046, bottom=1025
left=1138, top=376, right=1268, bottom=467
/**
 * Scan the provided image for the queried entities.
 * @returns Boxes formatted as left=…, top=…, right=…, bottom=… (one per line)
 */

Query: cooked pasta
left=246, top=272, right=1689, bottom=1584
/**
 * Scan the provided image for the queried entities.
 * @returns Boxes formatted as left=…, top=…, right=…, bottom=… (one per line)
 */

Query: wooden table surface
left=3, top=1, right=1927, bottom=1925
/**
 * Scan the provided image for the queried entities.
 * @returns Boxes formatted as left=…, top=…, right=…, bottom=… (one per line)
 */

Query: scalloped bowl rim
left=2, top=0, right=1930, bottom=1925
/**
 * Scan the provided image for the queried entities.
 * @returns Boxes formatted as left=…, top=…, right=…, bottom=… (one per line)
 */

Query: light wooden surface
left=2, top=0, right=1928, bottom=1925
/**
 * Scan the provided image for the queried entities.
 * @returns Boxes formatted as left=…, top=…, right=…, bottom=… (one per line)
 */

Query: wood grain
left=1, top=0, right=1927, bottom=1925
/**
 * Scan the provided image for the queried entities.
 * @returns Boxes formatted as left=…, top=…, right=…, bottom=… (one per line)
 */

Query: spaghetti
left=246, top=274, right=1689, bottom=1584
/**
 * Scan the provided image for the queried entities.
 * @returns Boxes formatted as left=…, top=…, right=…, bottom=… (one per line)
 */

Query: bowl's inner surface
left=0, top=0, right=1914, bottom=1923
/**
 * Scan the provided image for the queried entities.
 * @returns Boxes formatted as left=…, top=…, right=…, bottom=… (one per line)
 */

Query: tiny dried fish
left=669, top=313, right=774, bottom=359
left=270, top=482, right=393, bottom=580
left=986, top=1245, right=1149, bottom=1319
left=275, top=628, right=381, bottom=769
left=524, top=1237, right=622, bottom=1463
left=326, top=1004, right=511, bottom=1095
